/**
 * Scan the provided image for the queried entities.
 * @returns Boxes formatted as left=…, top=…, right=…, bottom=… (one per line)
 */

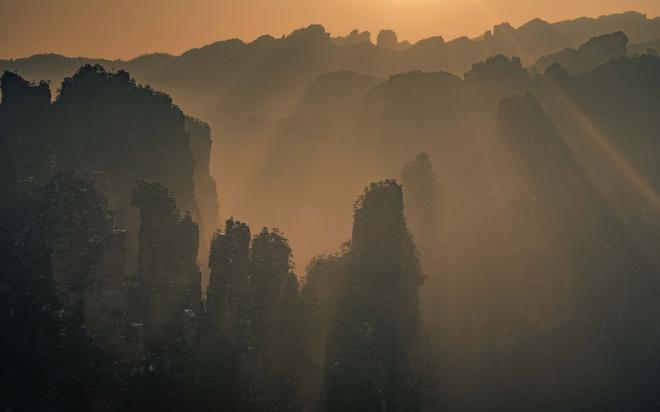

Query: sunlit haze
left=3, top=1, right=660, bottom=411
left=1, top=0, right=659, bottom=59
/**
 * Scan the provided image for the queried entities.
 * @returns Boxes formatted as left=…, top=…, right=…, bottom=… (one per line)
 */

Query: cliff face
left=131, top=181, right=202, bottom=355
left=83, top=228, right=129, bottom=354
left=1, top=172, right=209, bottom=410
left=43, top=177, right=130, bottom=361
left=0, top=68, right=218, bottom=408
left=0, top=72, right=52, bottom=284
left=1, top=173, right=132, bottom=409
left=204, top=219, right=303, bottom=410
left=51, top=66, right=198, bottom=271
left=185, top=116, right=220, bottom=261
left=0, top=72, right=51, bottom=200
left=0, top=67, right=213, bottom=275
left=207, top=219, right=251, bottom=340
left=0, top=66, right=224, bottom=410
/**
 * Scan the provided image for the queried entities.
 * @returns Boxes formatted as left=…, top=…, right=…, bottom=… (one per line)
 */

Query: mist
left=1, top=5, right=660, bottom=412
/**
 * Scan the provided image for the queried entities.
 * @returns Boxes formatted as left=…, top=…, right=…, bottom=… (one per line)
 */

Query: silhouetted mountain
left=535, top=31, right=629, bottom=74
left=1, top=173, right=131, bottom=409
left=3, top=11, right=659, bottom=126
left=185, top=116, right=220, bottom=263
left=332, top=29, right=372, bottom=47
left=0, top=66, right=221, bottom=269
left=377, top=29, right=411, bottom=52
left=3, top=9, right=660, bottom=412
left=325, top=180, right=433, bottom=411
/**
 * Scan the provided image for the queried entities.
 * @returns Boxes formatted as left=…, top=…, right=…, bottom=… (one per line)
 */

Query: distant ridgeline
left=1, top=11, right=660, bottom=121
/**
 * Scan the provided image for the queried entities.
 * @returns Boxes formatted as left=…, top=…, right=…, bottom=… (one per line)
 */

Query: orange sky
left=1, top=0, right=659, bottom=60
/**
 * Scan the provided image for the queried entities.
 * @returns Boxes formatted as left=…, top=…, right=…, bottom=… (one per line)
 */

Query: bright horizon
left=1, top=0, right=659, bottom=60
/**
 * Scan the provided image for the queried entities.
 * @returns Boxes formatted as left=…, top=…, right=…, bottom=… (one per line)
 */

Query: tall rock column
left=131, top=180, right=202, bottom=359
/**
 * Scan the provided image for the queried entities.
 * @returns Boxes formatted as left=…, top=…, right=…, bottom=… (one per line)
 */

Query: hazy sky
left=1, top=0, right=659, bottom=60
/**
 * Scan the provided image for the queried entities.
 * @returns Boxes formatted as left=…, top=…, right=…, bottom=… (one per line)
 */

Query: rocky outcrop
left=206, top=219, right=251, bottom=340
left=1, top=67, right=207, bottom=275
left=333, top=29, right=372, bottom=47
left=3, top=173, right=131, bottom=409
left=185, top=116, right=219, bottom=260
left=534, top=31, right=629, bottom=74
left=377, top=30, right=411, bottom=52
left=131, top=181, right=202, bottom=355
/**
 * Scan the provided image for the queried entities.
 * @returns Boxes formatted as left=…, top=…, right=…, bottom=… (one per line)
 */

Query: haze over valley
left=1, top=3, right=660, bottom=411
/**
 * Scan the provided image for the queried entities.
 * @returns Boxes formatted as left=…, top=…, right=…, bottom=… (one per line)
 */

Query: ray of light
left=544, top=82, right=660, bottom=214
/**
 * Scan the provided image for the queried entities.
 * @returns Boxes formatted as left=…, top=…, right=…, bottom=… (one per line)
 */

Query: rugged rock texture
left=1, top=67, right=207, bottom=274
left=0, top=67, right=217, bottom=411
left=131, top=180, right=202, bottom=356
left=325, top=180, right=432, bottom=412
left=2, top=173, right=131, bottom=409
left=204, top=220, right=303, bottom=410
left=185, top=116, right=220, bottom=260
left=206, top=219, right=251, bottom=341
